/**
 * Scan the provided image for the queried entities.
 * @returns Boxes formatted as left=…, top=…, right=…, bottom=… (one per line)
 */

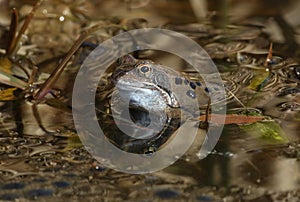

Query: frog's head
left=111, top=54, right=180, bottom=112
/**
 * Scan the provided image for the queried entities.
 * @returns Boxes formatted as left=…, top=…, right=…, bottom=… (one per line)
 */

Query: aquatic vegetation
left=240, top=121, right=288, bottom=144
left=0, top=1, right=127, bottom=102
left=0, top=1, right=41, bottom=91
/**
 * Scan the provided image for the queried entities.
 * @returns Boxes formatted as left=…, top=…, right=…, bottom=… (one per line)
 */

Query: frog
left=95, top=54, right=231, bottom=155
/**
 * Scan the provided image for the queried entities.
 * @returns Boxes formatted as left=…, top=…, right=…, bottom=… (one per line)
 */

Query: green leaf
left=66, top=134, right=83, bottom=150
left=56, top=131, right=83, bottom=151
left=240, top=121, right=288, bottom=144
left=247, top=69, right=269, bottom=91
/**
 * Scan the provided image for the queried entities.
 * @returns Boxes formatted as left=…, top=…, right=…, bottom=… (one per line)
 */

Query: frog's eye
left=136, top=64, right=152, bottom=77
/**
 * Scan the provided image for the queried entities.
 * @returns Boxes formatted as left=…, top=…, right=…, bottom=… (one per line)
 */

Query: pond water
left=0, top=0, right=300, bottom=201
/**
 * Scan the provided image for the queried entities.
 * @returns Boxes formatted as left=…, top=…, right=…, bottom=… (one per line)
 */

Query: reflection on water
left=0, top=0, right=300, bottom=201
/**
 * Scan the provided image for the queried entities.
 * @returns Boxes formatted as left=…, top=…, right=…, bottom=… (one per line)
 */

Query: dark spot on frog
left=204, top=87, right=210, bottom=93
left=189, top=82, right=196, bottom=89
left=184, top=79, right=189, bottom=85
left=175, top=77, right=183, bottom=85
left=186, top=90, right=196, bottom=99
left=196, top=81, right=202, bottom=86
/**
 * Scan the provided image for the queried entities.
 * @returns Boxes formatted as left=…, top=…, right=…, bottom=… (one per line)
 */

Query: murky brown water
left=0, top=0, right=300, bottom=201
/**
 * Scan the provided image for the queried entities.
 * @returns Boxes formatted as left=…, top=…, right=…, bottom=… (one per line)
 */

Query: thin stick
left=28, top=66, right=38, bottom=84
left=33, top=34, right=88, bottom=100
left=6, top=8, right=18, bottom=55
left=7, top=0, right=42, bottom=56
left=34, top=23, right=124, bottom=100
left=32, top=103, right=51, bottom=133
left=263, top=43, right=273, bottom=68
left=205, top=97, right=210, bottom=125
left=227, top=88, right=247, bottom=110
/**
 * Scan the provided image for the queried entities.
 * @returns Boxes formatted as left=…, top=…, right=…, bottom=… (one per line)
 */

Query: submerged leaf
left=64, top=134, right=83, bottom=151
left=240, top=121, right=288, bottom=143
left=0, top=57, right=12, bottom=73
left=67, top=135, right=83, bottom=148
left=0, top=87, right=18, bottom=101
left=55, top=131, right=83, bottom=152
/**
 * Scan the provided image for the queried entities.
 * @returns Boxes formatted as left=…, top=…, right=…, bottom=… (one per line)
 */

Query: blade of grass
left=0, top=68, right=27, bottom=90
left=7, top=0, right=42, bottom=56
left=6, top=8, right=18, bottom=56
